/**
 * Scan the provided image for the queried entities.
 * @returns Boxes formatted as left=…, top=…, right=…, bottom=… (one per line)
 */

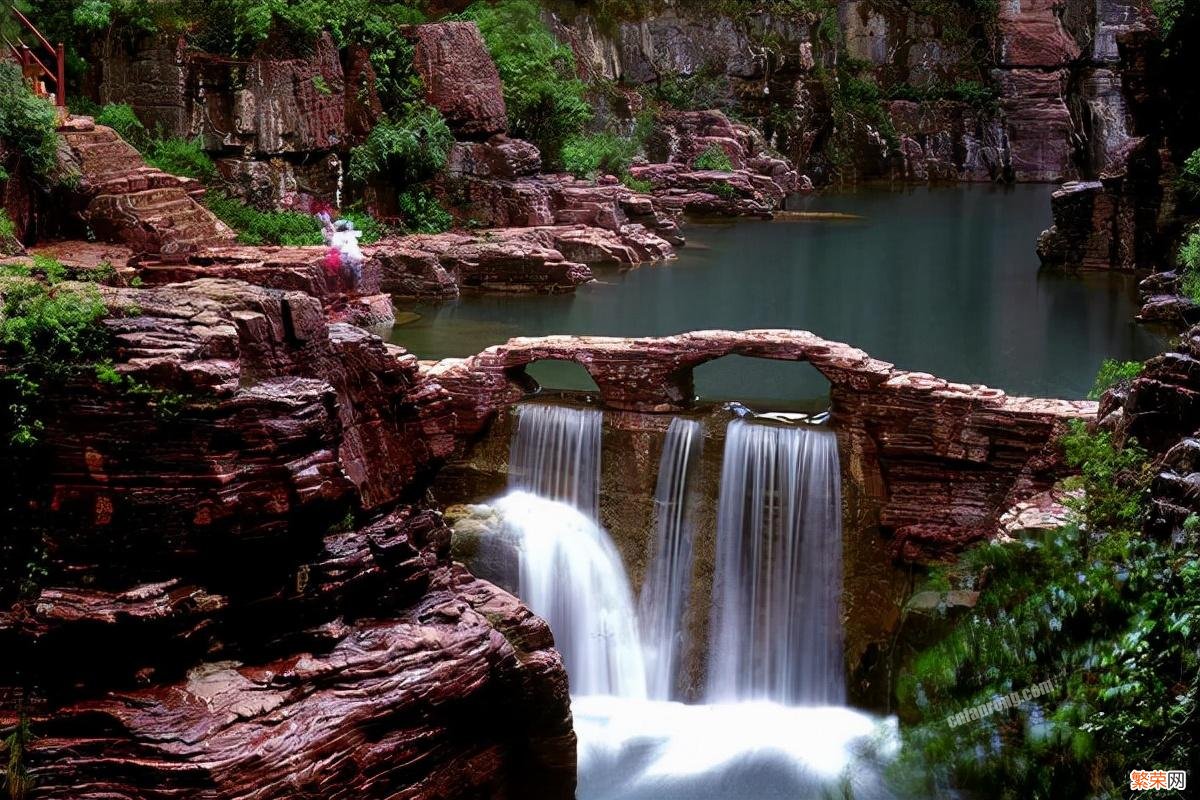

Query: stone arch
left=504, top=358, right=602, bottom=395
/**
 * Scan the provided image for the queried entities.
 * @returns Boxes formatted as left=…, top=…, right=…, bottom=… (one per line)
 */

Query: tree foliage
left=457, top=0, right=591, bottom=164
left=0, top=63, right=59, bottom=178
left=348, top=103, right=453, bottom=185
left=893, top=398, right=1195, bottom=799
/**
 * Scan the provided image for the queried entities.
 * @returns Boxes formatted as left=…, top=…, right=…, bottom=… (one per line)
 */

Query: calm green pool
left=387, top=184, right=1165, bottom=405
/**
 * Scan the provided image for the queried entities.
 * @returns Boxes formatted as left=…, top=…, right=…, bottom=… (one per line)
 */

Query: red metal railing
left=3, top=3, right=65, bottom=107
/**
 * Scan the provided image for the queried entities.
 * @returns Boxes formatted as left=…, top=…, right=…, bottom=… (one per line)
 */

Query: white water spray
left=509, top=404, right=603, bottom=519
left=638, top=418, right=702, bottom=700
left=492, top=491, right=647, bottom=699
left=707, top=419, right=845, bottom=706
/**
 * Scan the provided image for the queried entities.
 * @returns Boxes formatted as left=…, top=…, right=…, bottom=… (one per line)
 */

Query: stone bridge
left=426, top=329, right=1096, bottom=559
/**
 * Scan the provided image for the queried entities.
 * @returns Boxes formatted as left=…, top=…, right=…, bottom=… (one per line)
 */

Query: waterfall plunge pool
left=388, top=184, right=1166, bottom=404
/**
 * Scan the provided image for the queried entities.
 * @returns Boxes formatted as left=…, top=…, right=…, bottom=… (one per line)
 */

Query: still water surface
left=388, top=184, right=1164, bottom=404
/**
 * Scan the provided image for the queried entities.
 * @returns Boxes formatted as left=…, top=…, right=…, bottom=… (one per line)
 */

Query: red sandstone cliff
left=0, top=279, right=576, bottom=798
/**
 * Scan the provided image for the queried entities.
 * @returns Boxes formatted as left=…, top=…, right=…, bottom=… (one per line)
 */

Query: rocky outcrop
left=1098, top=323, right=1200, bottom=538
left=373, top=223, right=679, bottom=299
left=409, top=21, right=509, bottom=140
left=57, top=116, right=233, bottom=254
left=425, top=330, right=1093, bottom=560
left=1037, top=17, right=1184, bottom=273
left=0, top=279, right=575, bottom=798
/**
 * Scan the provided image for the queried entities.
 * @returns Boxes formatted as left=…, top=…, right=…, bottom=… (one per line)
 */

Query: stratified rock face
left=1098, top=325, right=1200, bottom=538
left=1039, top=22, right=1178, bottom=273
left=1037, top=178, right=1138, bottom=269
left=372, top=228, right=607, bottom=299
left=410, top=22, right=508, bottom=140
left=58, top=117, right=234, bottom=254
left=994, top=68, right=1076, bottom=182
left=0, top=279, right=575, bottom=798
left=546, top=0, right=1152, bottom=184
left=426, top=330, right=1093, bottom=560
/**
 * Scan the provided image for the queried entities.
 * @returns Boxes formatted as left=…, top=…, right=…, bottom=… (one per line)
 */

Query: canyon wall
left=547, top=0, right=1152, bottom=184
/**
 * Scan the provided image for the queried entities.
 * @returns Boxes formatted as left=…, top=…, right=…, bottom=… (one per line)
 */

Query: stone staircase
left=58, top=117, right=234, bottom=255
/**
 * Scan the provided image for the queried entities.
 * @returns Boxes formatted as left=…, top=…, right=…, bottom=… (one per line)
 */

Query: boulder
left=410, top=22, right=508, bottom=139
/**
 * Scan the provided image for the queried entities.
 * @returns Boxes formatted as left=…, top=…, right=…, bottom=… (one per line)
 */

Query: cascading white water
left=492, top=491, right=647, bottom=699
left=707, top=419, right=845, bottom=706
left=509, top=403, right=603, bottom=519
left=484, top=405, right=890, bottom=798
left=638, top=418, right=702, bottom=700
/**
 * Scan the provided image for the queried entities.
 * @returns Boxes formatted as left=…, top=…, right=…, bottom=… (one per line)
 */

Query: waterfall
left=707, top=419, right=845, bottom=706
left=492, top=491, right=647, bottom=699
left=509, top=404, right=603, bottom=519
left=638, top=418, right=702, bottom=700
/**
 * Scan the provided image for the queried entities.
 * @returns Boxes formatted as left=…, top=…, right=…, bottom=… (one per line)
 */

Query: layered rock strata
left=0, top=279, right=575, bottom=798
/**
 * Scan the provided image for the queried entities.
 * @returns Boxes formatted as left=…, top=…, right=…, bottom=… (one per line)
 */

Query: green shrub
left=95, top=103, right=150, bottom=150
left=146, top=137, right=217, bottom=182
left=892, top=523, right=1198, bottom=799
left=1, top=278, right=108, bottom=445
left=1062, top=419, right=1151, bottom=537
left=1178, top=226, right=1200, bottom=303
left=348, top=103, right=454, bottom=185
left=204, top=192, right=385, bottom=246
left=706, top=181, right=738, bottom=200
left=1088, top=358, right=1142, bottom=400
left=397, top=188, right=452, bottom=234
left=561, top=132, right=638, bottom=179
left=621, top=174, right=653, bottom=193
left=693, top=145, right=734, bottom=171
left=0, top=63, right=59, bottom=177
left=647, top=69, right=730, bottom=112
left=0, top=211, right=17, bottom=252
left=457, top=0, right=591, bottom=163
left=1152, top=0, right=1185, bottom=35
left=1179, top=147, right=1200, bottom=200
left=203, top=192, right=323, bottom=245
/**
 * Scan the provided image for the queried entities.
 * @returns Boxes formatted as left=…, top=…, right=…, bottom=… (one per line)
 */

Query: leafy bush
left=950, top=80, right=997, bottom=107
left=348, top=104, right=454, bottom=185
left=146, top=137, right=217, bottom=182
left=1177, top=226, right=1200, bottom=303
left=95, top=103, right=150, bottom=150
left=621, top=174, right=653, bottom=193
left=706, top=181, right=738, bottom=200
left=457, top=0, right=591, bottom=163
left=0, top=211, right=17, bottom=252
left=646, top=69, right=730, bottom=112
left=1152, top=0, right=1185, bottom=35
left=892, top=523, right=1198, bottom=799
left=1, top=276, right=108, bottom=445
left=1088, top=358, right=1142, bottom=400
left=1179, top=147, right=1200, bottom=200
left=561, top=132, right=638, bottom=179
left=1062, top=419, right=1152, bottom=537
left=0, top=63, right=59, bottom=177
left=203, top=192, right=323, bottom=245
left=204, top=192, right=385, bottom=246
left=693, top=145, right=734, bottom=171
left=397, top=187, right=452, bottom=234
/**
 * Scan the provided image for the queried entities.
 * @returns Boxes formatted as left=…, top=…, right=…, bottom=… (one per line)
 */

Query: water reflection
left=388, top=185, right=1165, bottom=402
